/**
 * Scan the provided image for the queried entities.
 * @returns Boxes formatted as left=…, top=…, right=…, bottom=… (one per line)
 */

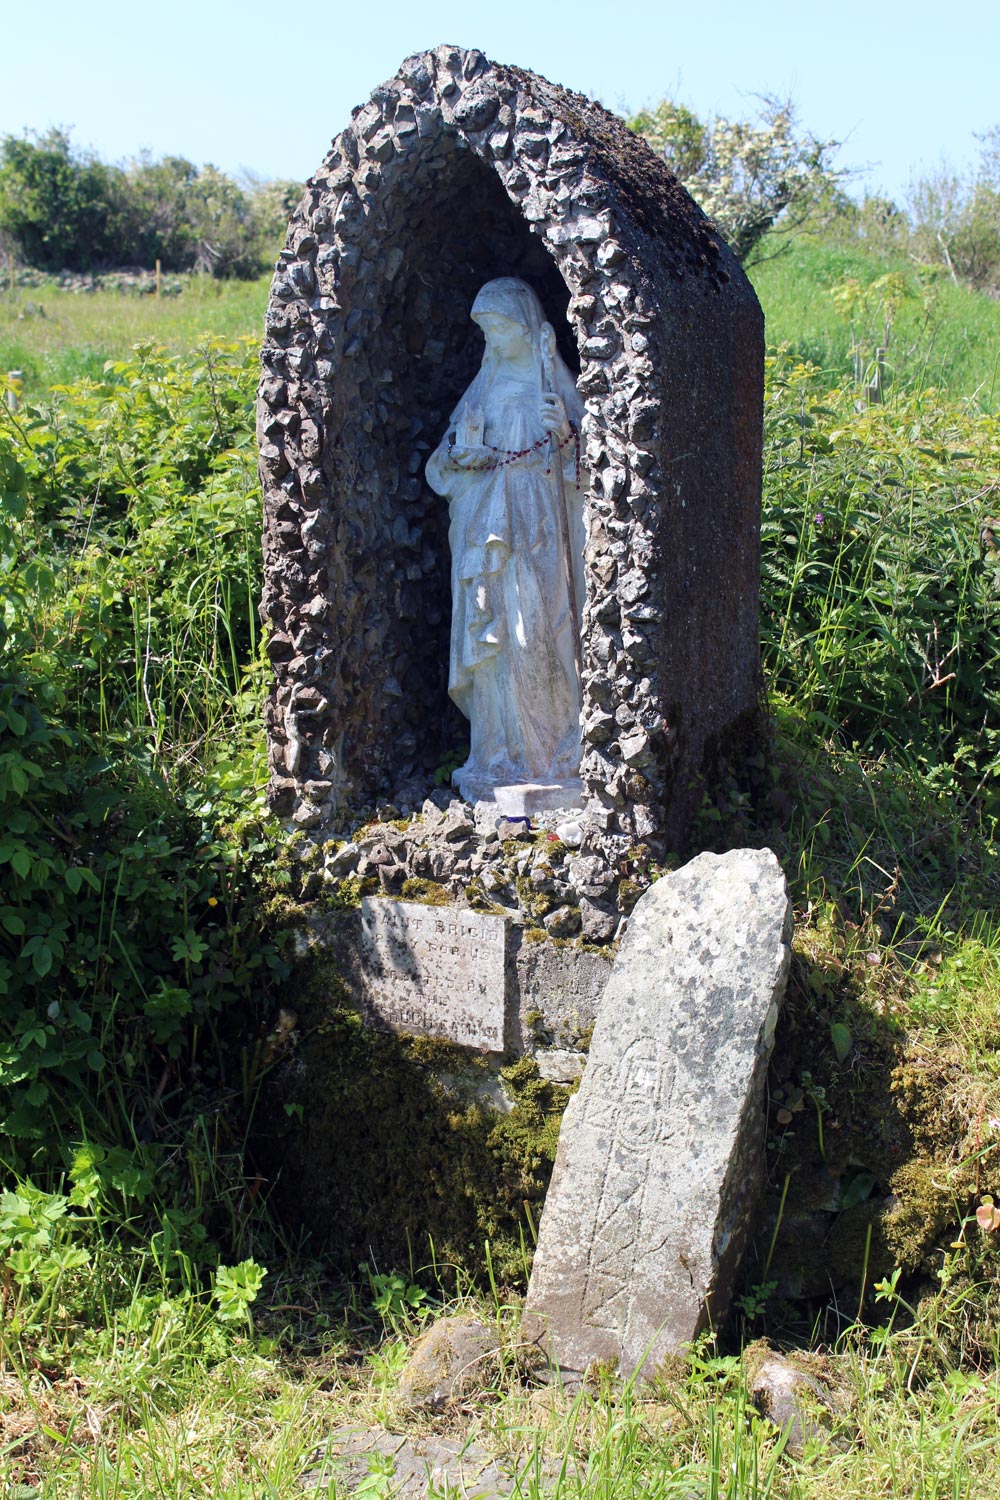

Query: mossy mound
left=744, top=932, right=1000, bottom=1333
left=252, top=952, right=572, bottom=1287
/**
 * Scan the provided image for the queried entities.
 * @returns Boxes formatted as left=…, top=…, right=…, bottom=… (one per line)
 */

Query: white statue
left=426, top=278, right=586, bottom=808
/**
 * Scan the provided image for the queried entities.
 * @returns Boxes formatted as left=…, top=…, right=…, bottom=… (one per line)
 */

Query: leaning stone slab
left=522, top=848, right=792, bottom=1377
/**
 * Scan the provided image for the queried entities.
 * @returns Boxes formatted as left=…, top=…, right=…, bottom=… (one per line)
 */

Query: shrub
left=0, top=339, right=286, bottom=1201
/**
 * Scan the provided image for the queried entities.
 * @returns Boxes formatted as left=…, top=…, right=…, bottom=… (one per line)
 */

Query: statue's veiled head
left=471, top=277, right=545, bottom=338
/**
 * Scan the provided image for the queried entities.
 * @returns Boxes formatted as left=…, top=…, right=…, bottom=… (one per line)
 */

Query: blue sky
left=3, top=0, right=996, bottom=203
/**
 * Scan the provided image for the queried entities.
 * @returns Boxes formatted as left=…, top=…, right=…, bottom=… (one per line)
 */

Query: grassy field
left=750, top=238, right=1000, bottom=406
left=0, top=273, right=270, bottom=390
left=1, top=232, right=999, bottom=1497
left=4, top=242, right=1000, bottom=404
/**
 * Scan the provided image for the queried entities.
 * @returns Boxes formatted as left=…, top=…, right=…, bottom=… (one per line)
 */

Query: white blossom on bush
left=629, top=97, right=845, bottom=264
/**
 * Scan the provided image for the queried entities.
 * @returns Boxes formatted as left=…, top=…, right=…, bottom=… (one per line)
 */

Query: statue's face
left=474, top=312, right=532, bottom=361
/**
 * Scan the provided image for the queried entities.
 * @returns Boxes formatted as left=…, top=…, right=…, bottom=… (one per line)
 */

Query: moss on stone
left=616, top=878, right=644, bottom=914
left=463, top=878, right=506, bottom=915
left=253, top=954, right=573, bottom=1288
left=743, top=934, right=1000, bottom=1331
left=515, top=874, right=554, bottom=920
left=883, top=1160, right=956, bottom=1271
left=400, top=877, right=451, bottom=906
left=321, top=874, right=365, bottom=910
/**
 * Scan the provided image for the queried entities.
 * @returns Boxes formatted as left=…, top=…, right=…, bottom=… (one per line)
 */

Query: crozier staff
left=426, top=277, right=586, bottom=799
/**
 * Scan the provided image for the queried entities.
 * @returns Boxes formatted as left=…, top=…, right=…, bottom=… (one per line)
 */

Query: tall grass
left=760, top=353, right=1000, bottom=819
left=750, top=239, right=1000, bottom=407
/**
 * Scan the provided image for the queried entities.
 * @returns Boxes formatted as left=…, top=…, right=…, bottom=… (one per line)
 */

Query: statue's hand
left=448, top=443, right=490, bottom=470
left=540, top=392, right=570, bottom=438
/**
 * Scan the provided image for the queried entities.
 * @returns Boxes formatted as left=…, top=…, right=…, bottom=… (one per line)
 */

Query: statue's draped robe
left=427, top=361, right=585, bottom=786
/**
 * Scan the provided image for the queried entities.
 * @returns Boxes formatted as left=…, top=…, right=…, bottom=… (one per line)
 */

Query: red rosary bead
left=447, top=423, right=579, bottom=476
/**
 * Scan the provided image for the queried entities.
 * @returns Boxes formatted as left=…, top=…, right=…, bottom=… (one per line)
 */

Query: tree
left=908, top=129, right=1000, bottom=293
left=628, top=97, right=846, bottom=264
left=0, top=128, right=298, bottom=279
left=115, top=153, right=202, bottom=269
left=0, top=128, right=122, bottom=271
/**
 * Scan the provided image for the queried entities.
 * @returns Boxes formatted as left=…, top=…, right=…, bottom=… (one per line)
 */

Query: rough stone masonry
left=258, top=44, right=764, bottom=862
left=521, top=848, right=793, bottom=1377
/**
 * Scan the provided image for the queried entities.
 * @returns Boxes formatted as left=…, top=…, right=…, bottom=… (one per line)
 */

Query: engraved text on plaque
left=358, top=898, right=506, bottom=1051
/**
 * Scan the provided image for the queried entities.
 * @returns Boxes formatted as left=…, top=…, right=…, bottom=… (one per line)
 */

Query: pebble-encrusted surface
left=302, top=791, right=632, bottom=947
left=259, top=43, right=764, bottom=866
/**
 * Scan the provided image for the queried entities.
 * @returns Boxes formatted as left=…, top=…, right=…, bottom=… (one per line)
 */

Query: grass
left=4, top=234, right=999, bottom=404
left=0, top=274, right=270, bottom=391
left=1, top=1265, right=999, bottom=1498
left=749, top=237, right=1000, bottom=407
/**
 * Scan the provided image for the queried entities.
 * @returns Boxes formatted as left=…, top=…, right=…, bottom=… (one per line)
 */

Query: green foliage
left=761, top=352, right=1000, bottom=810
left=0, top=202, right=998, bottom=1497
left=109, top=155, right=298, bottom=278
left=363, top=1265, right=430, bottom=1334
left=830, top=1020, right=853, bottom=1064
left=0, top=676, right=278, bottom=1149
left=0, top=127, right=299, bottom=278
left=6, top=336, right=262, bottom=747
left=0, top=338, right=287, bottom=1240
left=212, top=1256, right=267, bottom=1324
left=0, top=1179, right=92, bottom=1348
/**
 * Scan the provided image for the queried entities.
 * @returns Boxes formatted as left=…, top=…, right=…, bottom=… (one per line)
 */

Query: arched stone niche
left=258, top=44, right=764, bottom=854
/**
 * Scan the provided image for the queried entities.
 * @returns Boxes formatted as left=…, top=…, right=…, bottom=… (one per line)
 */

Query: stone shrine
left=256, top=50, right=779, bottom=1330
left=258, top=43, right=764, bottom=860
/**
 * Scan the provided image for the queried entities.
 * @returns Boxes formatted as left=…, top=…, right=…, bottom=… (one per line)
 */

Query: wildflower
left=208, top=896, right=219, bottom=907
left=814, top=511, right=824, bottom=528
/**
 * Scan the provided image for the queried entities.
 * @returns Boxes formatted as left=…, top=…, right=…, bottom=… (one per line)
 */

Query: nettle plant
left=760, top=350, right=1000, bottom=809
left=0, top=342, right=288, bottom=1195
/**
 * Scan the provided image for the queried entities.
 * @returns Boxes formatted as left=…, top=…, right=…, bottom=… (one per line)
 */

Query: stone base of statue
left=454, top=770, right=584, bottom=819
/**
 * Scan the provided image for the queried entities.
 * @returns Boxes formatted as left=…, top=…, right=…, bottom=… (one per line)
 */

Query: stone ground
left=300, top=1425, right=538, bottom=1498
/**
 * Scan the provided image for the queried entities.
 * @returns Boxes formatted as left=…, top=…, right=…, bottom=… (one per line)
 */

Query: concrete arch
left=258, top=45, right=763, bottom=852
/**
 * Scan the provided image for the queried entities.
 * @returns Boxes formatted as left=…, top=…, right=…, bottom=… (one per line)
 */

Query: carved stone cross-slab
left=522, top=848, right=792, bottom=1375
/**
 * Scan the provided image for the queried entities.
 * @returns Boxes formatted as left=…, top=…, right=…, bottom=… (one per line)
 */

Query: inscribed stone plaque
left=358, top=898, right=506, bottom=1051
left=522, top=848, right=792, bottom=1376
